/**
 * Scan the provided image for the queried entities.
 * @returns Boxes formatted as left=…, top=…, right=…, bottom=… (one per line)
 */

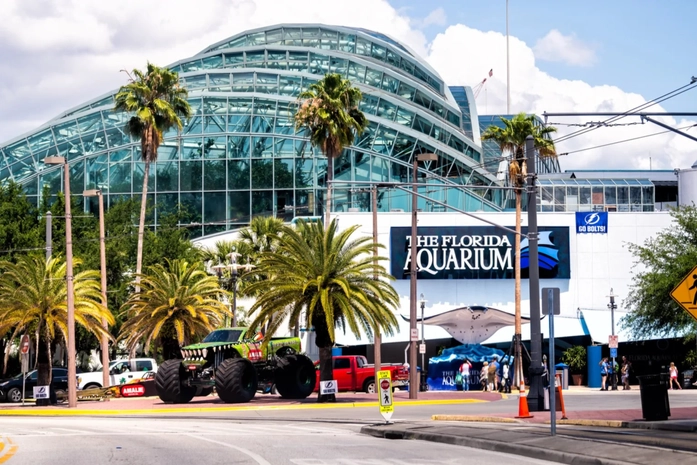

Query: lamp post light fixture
left=83, top=189, right=110, bottom=389
left=409, top=152, right=437, bottom=399
left=44, top=156, right=77, bottom=408
left=419, top=293, right=427, bottom=392
left=213, top=253, right=255, bottom=327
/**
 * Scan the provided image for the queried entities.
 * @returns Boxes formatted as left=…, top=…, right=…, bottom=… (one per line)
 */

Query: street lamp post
left=419, top=294, right=427, bottom=392
left=409, top=152, right=437, bottom=400
left=44, top=156, right=76, bottom=408
left=608, top=288, right=618, bottom=390
left=84, top=189, right=110, bottom=389
left=213, top=253, right=255, bottom=328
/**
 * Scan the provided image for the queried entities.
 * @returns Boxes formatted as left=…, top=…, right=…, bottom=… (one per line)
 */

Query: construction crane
left=472, top=69, right=493, bottom=99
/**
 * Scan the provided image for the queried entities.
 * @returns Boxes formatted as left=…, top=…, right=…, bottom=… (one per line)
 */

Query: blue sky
left=394, top=0, right=696, bottom=113
left=0, top=0, right=694, bottom=170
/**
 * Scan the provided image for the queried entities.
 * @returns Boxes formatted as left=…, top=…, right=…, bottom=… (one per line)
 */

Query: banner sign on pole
left=319, top=380, right=337, bottom=396
left=576, top=212, right=608, bottom=234
left=33, top=386, right=50, bottom=400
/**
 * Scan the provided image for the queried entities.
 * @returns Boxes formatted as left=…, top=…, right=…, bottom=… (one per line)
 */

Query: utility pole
left=372, top=185, right=382, bottom=395
left=45, top=211, right=52, bottom=259
left=608, top=289, right=618, bottom=390
left=526, top=135, right=544, bottom=411
left=506, top=0, right=511, bottom=114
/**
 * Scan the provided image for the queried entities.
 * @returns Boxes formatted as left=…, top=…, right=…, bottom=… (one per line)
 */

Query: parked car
left=0, top=368, right=70, bottom=403
left=77, top=358, right=158, bottom=390
left=314, top=355, right=409, bottom=393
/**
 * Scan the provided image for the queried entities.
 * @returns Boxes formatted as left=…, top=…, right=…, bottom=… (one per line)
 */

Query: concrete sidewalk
left=361, top=421, right=697, bottom=465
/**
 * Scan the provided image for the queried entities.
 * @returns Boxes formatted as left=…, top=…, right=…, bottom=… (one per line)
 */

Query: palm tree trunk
left=325, top=156, right=333, bottom=225
left=514, top=189, right=524, bottom=391
left=314, top=314, right=335, bottom=403
left=134, top=161, right=150, bottom=294
left=35, top=332, right=52, bottom=406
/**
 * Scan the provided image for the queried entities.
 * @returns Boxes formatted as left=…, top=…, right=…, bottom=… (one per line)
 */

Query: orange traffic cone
left=515, top=384, right=534, bottom=419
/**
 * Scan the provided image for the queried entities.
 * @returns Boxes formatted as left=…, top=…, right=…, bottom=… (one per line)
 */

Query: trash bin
left=637, top=374, right=671, bottom=421
left=555, top=363, right=569, bottom=390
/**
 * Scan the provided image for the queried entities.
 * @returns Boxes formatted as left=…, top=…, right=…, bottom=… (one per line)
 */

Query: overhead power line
left=559, top=124, right=697, bottom=156
left=551, top=78, right=697, bottom=145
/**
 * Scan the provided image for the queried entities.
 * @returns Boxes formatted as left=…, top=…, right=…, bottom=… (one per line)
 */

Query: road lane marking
left=0, top=398, right=484, bottom=416
left=0, top=438, right=17, bottom=464
left=187, top=434, right=271, bottom=465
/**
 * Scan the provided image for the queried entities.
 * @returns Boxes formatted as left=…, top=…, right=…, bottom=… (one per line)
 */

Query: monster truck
left=154, top=328, right=316, bottom=404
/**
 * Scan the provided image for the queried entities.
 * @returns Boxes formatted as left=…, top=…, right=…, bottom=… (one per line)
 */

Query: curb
left=0, top=398, right=485, bottom=417
left=361, top=425, right=628, bottom=465
left=432, top=414, right=521, bottom=423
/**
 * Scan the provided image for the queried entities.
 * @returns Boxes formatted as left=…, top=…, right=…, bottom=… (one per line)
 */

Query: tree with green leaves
left=624, top=206, right=697, bottom=338
left=294, top=73, right=368, bottom=224
left=0, top=256, right=113, bottom=390
left=246, top=219, right=399, bottom=402
left=481, top=112, right=556, bottom=388
left=0, top=181, right=42, bottom=261
left=118, top=259, right=229, bottom=359
left=114, top=63, right=192, bottom=292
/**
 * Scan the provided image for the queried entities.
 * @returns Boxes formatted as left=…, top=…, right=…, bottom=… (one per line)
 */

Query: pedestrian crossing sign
left=670, top=265, right=697, bottom=323
left=378, top=369, right=393, bottom=422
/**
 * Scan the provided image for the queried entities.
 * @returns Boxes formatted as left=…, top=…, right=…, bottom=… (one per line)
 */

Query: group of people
left=599, top=356, right=684, bottom=390
left=458, top=355, right=512, bottom=393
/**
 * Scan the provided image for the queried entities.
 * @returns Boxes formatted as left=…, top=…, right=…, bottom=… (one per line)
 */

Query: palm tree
left=294, top=73, right=368, bottom=224
left=118, top=259, right=229, bottom=359
left=0, top=256, right=113, bottom=391
left=481, top=112, right=556, bottom=389
left=114, top=63, right=192, bottom=292
left=239, top=216, right=285, bottom=257
left=246, top=219, right=400, bottom=402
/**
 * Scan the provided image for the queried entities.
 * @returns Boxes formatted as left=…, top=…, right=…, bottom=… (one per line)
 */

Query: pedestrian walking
left=669, top=362, right=682, bottom=390
left=480, top=362, right=489, bottom=391
left=501, top=356, right=511, bottom=393
left=486, top=358, right=497, bottom=391
left=621, top=356, right=631, bottom=390
left=459, top=358, right=472, bottom=391
left=599, top=357, right=609, bottom=391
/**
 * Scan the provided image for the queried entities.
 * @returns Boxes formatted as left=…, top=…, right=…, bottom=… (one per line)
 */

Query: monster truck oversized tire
left=275, top=354, right=316, bottom=399
left=215, top=358, right=257, bottom=403
left=155, top=359, right=196, bottom=403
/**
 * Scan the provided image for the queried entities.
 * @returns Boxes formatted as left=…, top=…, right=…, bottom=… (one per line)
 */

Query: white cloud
left=533, top=29, right=597, bottom=67
left=0, top=0, right=694, bottom=173
left=413, top=7, right=448, bottom=28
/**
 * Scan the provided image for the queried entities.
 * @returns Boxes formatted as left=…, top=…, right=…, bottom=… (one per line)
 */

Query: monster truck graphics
left=155, top=328, right=315, bottom=404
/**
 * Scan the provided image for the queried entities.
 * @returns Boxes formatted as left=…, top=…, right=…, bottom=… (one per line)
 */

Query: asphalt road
left=0, top=417, right=560, bottom=465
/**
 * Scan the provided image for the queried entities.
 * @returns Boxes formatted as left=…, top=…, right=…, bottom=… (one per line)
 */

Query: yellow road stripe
left=0, top=398, right=485, bottom=416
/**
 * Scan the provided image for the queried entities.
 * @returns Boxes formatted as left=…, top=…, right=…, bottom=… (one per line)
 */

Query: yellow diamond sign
left=670, top=265, right=697, bottom=322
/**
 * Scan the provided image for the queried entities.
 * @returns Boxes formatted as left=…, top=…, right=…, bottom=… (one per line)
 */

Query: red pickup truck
left=314, top=355, right=410, bottom=393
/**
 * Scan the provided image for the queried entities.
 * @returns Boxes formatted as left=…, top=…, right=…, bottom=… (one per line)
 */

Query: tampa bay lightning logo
left=583, top=213, right=601, bottom=226
left=520, top=231, right=560, bottom=272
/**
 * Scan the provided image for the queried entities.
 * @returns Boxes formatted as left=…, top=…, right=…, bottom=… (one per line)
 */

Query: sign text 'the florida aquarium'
left=389, top=226, right=570, bottom=280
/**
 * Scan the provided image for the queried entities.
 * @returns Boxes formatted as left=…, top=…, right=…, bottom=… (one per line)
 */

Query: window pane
left=228, top=159, right=249, bottom=189
left=204, top=159, right=226, bottom=190
left=229, top=191, right=250, bottom=223
left=251, top=159, right=273, bottom=188
left=252, top=190, right=273, bottom=215
left=274, top=158, right=294, bottom=188
left=180, top=161, right=202, bottom=191
left=204, top=192, right=226, bottom=224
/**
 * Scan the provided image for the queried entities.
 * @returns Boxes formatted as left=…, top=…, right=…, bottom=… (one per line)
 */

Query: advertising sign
left=33, top=386, right=50, bottom=400
left=121, top=384, right=146, bottom=397
left=320, top=380, right=338, bottom=395
left=390, top=226, right=570, bottom=280
left=576, top=212, right=608, bottom=234
left=378, top=370, right=393, bottom=422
